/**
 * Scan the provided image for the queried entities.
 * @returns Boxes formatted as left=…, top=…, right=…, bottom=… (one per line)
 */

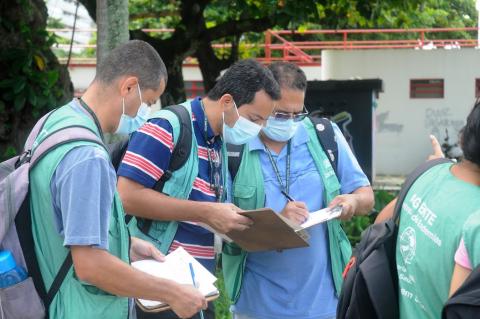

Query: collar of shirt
left=190, top=96, right=220, bottom=145
left=248, top=122, right=309, bottom=152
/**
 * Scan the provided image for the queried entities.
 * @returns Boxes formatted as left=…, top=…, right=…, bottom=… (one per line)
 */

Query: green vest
left=128, top=102, right=229, bottom=254
left=222, top=118, right=352, bottom=303
left=29, top=103, right=130, bottom=318
left=396, top=163, right=480, bottom=319
left=463, top=211, right=480, bottom=268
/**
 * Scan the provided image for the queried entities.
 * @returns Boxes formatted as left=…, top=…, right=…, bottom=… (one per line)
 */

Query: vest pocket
left=0, top=277, right=46, bottom=319
left=233, top=185, right=256, bottom=210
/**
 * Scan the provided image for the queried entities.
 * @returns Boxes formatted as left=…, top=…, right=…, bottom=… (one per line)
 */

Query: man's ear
left=219, top=94, right=234, bottom=112
left=119, top=76, right=139, bottom=97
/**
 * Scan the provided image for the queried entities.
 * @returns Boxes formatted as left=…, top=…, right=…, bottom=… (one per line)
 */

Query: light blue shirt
left=233, top=123, right=370, bottom=319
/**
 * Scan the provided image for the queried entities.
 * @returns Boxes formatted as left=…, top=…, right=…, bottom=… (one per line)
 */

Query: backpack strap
left=392, top=157, right=452, bottom=223
left=137, top=104, right=193, bottom=235
left=227, top=144, right=245, bottom=182
left=308, top=116, right=339, bottom=176
left=153, top=104, right=193, bottom=190
left=18, top=125, right=104, bottom=310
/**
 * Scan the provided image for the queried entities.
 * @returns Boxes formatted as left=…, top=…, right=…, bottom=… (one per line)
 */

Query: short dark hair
left=95, top=40, right=167, bottom=91
left=267, top=62, right=307, bottom=91
left=207, top=59, right=280, bottom=106
left=461, top=101, right=480, bottom=167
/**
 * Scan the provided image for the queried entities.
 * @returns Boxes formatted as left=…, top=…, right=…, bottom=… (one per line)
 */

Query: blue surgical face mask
left=262, top=116, right=299, bottom=142
left=115, top=83, right=151, bottom=135
left=223, top=101, right=262, bottom=145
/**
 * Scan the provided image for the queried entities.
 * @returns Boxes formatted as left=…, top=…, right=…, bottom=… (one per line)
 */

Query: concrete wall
left=322, top=49, right=480, bottom=175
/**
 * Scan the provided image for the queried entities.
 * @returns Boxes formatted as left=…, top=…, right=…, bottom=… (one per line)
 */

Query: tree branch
left=206, top=16, right=278, bottom=41
left=130, top=10, right=180, bottom=20
left=78, top=0, right=96, bottom=22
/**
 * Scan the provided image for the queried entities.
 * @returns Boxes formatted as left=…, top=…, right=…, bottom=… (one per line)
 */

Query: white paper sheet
left=300, top=205, right=343, bottom=229
left=132, top=247, right=218, bottom=308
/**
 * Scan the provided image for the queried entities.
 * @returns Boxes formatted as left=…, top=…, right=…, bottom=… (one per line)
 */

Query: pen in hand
left=189, top=262, right=205, bottom=319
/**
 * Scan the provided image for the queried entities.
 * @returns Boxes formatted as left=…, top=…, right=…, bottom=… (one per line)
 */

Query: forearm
left=72, top=246, right=180, bottom=303
left=118, top=176, right=210, bottom=222
left=374, top=198, right=397, bottom=223
left=352, top=186, right=375, bottom=216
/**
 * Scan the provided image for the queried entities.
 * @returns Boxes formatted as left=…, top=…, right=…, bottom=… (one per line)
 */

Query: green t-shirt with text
left=396, top=163, right=480, bottom=319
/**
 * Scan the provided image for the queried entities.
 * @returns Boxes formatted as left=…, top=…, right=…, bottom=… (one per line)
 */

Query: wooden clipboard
left=135, top=291, right=220, bottom=313
left=226, top=208, right=310, bottom=252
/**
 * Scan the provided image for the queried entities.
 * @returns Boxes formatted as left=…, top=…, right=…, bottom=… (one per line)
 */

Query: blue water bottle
left=0, top=250, right=28, bottom=288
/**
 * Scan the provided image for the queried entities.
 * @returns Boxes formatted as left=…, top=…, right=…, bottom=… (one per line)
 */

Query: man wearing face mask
left=117, top=59, right=281, bottom=319
left=224, top=62, right=374, bottom=319
left=28, top=40, right=207, bottom=319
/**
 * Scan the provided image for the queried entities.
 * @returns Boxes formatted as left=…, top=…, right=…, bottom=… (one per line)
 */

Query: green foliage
left=342, top=190, right=397, bottom=246
left=214, top=267, right=232, bottom=319
left=0, top=0, right=68, bottom=160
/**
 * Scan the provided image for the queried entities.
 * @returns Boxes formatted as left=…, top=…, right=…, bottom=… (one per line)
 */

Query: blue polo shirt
left=118, top=97, right=223, bottom=273
left=232, top=123, right=370, bottom=319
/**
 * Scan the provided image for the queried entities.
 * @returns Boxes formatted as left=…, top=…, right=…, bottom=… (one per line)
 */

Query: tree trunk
left=96, top=0, right=129, bottom=67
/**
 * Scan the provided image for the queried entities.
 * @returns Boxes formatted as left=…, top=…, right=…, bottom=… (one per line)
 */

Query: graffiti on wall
left=377, top=111, right=404, bottom=133
left=424, top=107, right=464, bottom=139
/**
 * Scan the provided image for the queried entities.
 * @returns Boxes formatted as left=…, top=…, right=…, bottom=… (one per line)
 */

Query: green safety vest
left=222, top=117, right=352, bottom=303
left=29, top=102, right=130, bottom=318
left=128, top=101, right=229, bottom=254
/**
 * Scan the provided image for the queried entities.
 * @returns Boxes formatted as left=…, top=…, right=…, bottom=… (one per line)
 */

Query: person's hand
left=167, top=284, right=208, bottom=318
left=427, top=134, right=445, bottom=161
left=280, top=201, right=309, bottom=225
left=328, top=195, right=357, bottom=221
left=129, top=236, right=165, bottom=263
left=203, top=203, right=253, bottom=234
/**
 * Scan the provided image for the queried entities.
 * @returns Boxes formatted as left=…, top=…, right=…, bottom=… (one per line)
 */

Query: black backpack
left=336, top=157, right=452, bottom=319
left=228, top=116, right=339, bottom=179
left=108, top=104, right=192, bottom=232
left=442, top=265, right=480, bottom=318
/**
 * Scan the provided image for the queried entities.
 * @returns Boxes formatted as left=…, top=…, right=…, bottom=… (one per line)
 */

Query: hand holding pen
left=279, top=191, right=309, bottom=225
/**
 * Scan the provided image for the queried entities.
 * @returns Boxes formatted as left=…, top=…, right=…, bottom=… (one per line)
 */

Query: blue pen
left=189, top=262, right=205, bottom=319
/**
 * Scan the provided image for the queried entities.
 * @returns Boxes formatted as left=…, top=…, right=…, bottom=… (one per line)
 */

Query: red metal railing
left=48, top=27, right=479, bottom=66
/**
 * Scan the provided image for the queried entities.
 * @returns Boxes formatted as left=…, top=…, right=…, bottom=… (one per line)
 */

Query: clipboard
left=225, top=208, right=310, bottom=252
left=135, top=291, right=220, bottom=313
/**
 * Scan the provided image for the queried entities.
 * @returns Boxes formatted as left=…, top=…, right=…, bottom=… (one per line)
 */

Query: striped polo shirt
left=118, top=97, right=223, bottom=272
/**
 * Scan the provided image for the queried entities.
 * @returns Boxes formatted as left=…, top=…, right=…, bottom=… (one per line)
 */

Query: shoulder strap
left=30, top=125, right=104, bottom=169
left=308, top=116, right=338, bottom=176
left=152, top=104, right=193, bottom=191
left=392, top=157, right=452, bottom=223
left=227, top=143, right=245, bottom=182
left=138, top=104, right=193, bottom=235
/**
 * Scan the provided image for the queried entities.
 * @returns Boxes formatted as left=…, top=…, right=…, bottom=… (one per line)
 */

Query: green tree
left=0, top=0, right=73, bottom=158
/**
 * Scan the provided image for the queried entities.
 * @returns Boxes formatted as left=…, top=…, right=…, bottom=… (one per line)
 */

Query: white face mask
left=115, top=83, right=151, bottom=135
left=222, top=100, right=262, bottom=145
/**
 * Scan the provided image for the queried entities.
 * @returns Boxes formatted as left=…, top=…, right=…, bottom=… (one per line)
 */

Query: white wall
left=322, top=49, right=480, bottom=175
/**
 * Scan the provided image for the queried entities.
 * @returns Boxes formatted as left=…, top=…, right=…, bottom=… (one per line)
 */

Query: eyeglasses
left=272, top=106, right=309, bottom=122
